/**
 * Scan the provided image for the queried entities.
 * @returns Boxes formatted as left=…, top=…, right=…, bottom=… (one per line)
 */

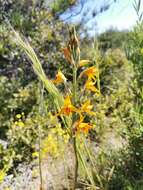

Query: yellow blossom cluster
left=41, top=134, right=59, bottom=158
left=32, top=125, right=70, bottom=159
left=12, top=113, right=25, bottom=128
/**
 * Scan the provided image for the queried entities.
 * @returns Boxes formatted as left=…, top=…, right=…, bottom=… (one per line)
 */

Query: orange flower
left=80, top=66, right=97, bottom=80
left=80, top=100, right=96, bottom=115
left=74, top=115, right=92, bottom=134
left=53, top=71, right=67, bottom=84
left=84, top=79, right=99, bottom=93
left=62, top=47, right=72, bottom=63
left=59, top=96, right=77, bottom=116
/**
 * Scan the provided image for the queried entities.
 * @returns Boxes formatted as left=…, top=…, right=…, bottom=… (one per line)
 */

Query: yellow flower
left=80, top=100, right=96, bottom=115
left=14, top=121, right=25, bottom=128
left=80, top=66, right=97, bottom=80
left=0, top=169, right=6, bottom=183
left=59, top=96, right=77, bottom=116
left=84, top=79, right=99, bottom=93
left=32, top=152, right=39, bottom=158
left=17, top=121, right=25, bottom=127
left=74, top=115, right=92, bottom=134
left=53, top=71, right=67, bottom=84
left=63, top=133, right=70, bottom=144
left=41, top=134, right=58, bottom=158
left=79, top=60, right=90, bottom=67
left=16, top=114, right=21, bottom=119
left=56, top=126, right=65, bottom=136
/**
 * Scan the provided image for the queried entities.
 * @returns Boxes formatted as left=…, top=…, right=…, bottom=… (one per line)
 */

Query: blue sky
left=60, top=0, right=143, bottom=35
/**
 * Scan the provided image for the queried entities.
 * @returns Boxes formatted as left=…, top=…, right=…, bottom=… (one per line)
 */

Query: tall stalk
left=72, top=65, right=78, bottom=190
left=13, top=25, right=98, bottom=189
left=38, top=82, right=44, bottom=190
left=38, top=125, right=43, bottom=190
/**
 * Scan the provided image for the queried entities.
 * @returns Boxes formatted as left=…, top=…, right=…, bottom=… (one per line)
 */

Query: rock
left=0, top=139, right=8, bottom=149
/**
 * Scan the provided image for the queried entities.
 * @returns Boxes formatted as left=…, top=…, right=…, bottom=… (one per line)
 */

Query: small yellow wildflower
left=16, top=114, right=21, bottom=119
left=84, top=79, right=99, bottom=93
left=41, top=134, right=58, bottom=158
left=56, top=126, right=65, bottom=136
left=32, top=152, right=39, bottom=158
left=59, top=96, right=77, bottom=116
left=17, top=121, right=25, bottom=127
left=21, top=112, right=24, bottom=116
left=63, top=133, right=70, bottom=144
left=0, top=170, right=6, bottom=183
left=80, top=66, right=97, bottom=80
left=53, top=71, right=67, bottom=84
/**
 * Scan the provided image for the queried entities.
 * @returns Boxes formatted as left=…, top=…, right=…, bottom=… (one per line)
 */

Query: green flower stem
left=72, top=64, right=78, bottom=190
left=38, top=82, right=44, bottom=190
left=77, top=144, right=95, bottom=188
left=73, top=137, right=78, bottom=190
left=38, top=125, right=43, bottom=190
left=83, top=139, right=103, bottom=188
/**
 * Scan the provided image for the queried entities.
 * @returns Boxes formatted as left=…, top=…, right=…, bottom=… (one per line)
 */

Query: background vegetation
left=0, top=0, right=143, bottom=189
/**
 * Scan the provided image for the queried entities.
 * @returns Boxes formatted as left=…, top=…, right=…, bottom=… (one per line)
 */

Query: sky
left=60, top=0, right=143, bottom=35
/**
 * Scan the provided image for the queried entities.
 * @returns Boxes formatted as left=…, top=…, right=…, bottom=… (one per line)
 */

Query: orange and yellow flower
left=53, top=71, right=67, bottom=84
left=74, top=115, right=92, bottom=134
left=84, top=79, right=99, bottom=93
left=80, top=100, right=96, bottom=115
left=59, top=96, right=77, bottom=116
left=80, top=66, right=97, bottom=80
